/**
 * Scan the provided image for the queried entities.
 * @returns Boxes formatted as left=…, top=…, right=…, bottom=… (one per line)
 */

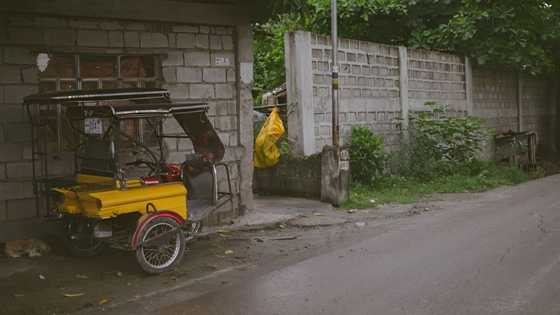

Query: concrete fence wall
left=285, top=31, right=558, bottom=156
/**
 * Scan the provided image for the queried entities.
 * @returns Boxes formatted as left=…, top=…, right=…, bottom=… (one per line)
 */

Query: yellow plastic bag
left=254, top=108, right=285, bottom=168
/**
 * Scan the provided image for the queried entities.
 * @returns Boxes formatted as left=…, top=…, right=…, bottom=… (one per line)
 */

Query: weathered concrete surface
left=146, top=175, right=560, bottom=315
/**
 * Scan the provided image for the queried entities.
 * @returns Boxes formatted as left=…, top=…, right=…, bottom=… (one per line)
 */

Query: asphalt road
left=108, top=175, right=560, bottom=315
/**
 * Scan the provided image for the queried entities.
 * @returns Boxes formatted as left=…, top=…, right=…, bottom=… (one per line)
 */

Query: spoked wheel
left=63, top=218, right=106, bottom=257
left=135, top=217, right=185, bottom=274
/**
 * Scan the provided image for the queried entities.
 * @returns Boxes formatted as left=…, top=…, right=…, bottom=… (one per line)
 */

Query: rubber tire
left=135, top=217, right=186, bottom=274
left=63, top=236, right=106, bottom=257
left=62, top=218, right=106, bottom=257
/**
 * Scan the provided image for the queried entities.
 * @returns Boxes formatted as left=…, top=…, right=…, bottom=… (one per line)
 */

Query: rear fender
left=131, top=212, right=185, bottom=249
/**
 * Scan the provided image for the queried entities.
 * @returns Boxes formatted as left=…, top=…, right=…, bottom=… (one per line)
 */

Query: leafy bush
left=349, top=127, right=386, bottom=185
left=393, top=103, right=487, bottom=180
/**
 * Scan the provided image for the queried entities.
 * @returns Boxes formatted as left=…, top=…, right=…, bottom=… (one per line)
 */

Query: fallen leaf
left=347, top=209, right=357, bottom=214
left=38, top=274, right=46, bottom=280
left=224, top=250, right=234, bottom=255
left=99, top=299, right=109, bottom=305
left=278, top=224, right=287, bottom=229
left=355, top=222, right=366, bottom=228
left=217, top=229, right=230, bottom=234
left=64, top=293, right=85, bottom=298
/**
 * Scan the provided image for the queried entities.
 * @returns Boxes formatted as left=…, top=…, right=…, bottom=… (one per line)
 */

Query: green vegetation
left=345, top=103, right=531, bottom=208
left=343, top=162, right=529, bottom=208
left=253, top=0, right=560, bottom=93
left=348, top=127, right=386, bottom=185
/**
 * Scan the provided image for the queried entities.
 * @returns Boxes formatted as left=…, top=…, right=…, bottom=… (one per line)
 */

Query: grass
left=343, top=162, right=530, bottom=209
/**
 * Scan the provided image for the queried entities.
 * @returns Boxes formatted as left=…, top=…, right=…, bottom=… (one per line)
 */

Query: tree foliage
left=253, top=0, right=560, bottom=93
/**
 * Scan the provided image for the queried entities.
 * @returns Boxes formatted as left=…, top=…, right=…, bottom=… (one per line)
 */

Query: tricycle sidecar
left=23, top=88, right=234, bottom=274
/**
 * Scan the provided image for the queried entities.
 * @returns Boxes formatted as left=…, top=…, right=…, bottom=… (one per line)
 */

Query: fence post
left=398, top=46, right=409, bottom=132
left=465, top=57, right=474, bottom=116
left=284, top=31, right=315, bottom=156
left=517, top=73, right=523, bottom=132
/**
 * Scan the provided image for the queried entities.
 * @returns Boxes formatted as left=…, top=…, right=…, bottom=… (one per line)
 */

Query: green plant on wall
left=393, top=102, right=488, bottom=180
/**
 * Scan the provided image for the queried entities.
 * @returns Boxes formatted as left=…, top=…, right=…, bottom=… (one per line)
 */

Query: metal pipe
left=331, top=0, right=340, bottom=148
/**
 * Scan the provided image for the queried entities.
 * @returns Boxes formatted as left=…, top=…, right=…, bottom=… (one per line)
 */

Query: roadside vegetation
left=344, top=103, right=531, bottom=209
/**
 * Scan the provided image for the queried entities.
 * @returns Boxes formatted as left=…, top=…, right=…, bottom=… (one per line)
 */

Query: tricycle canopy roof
left=23, top=88, right=225, bottom=163
left=23, top=88, right=209, bottom=119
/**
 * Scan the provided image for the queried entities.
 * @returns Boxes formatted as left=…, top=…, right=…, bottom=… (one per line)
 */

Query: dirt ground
left=0, top=198, right=437, bottom=315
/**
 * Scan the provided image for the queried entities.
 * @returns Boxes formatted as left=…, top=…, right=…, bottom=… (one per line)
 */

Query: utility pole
left=331, top=0, right=340, bottom=149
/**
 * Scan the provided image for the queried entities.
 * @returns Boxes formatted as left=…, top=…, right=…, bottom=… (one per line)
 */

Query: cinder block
left=189, top=84, right=214, bottom=99
left=177, top=67, right=202, bottom=83
left=0, top=201, right=6, bottom=221
left=162, top=67, right=177, bottom=82
left=5, top=123, right=32, bottom=142
left=4, top=85, right=38, bottom=104
left=215, top=83, right=234, bottom=99
left=21, top=67, right=38, bottom=83
left=3, top=47, right=34, bottom=65
left=210, top=35, right=222, bottom=50
left=213, top=26, right=232, bottom=35
left=162, top=52, right=184, bottom=66
left=195, top=34, right=209, bottom=49
left=108, top=31, right=124, bottom=47
left=69, top=19, right=99, bottom=29
left=125, top=23, right=146, bottom=31
left=7, top=28, right=43, bottom=45
left=177, top=33, right=195, bottom=48
left=0, top=65, right=21, bottom=84
left=6, top=198, right=36, bottom=221
left=177, top=139, right=194, bottom=152
left=162, top=84, right=189, bottom=99
left=172, top=25, right=199, bottom=33
left=6, top=162, right=33, bottom=179
left=185, top=51, right=210, bottom=66
left=0, top=105, right=26, bottom=123
left=168, top=33, right=177, bottom=48
left=140, top=32, right=168, bottom=48
left=226, top=69, right=236, bottom=82
left=38, top=17, right=67, bottom=28
left=44, top=29, right=75, bottom=47
left=100, top=21, right=123, bottom=30
left=0, top=182, right=34, bottom=201
left=77, top=30, right=108, bottom=47
left=203, top=68, right=226, bottom=83
left=124, top=32, right=140, bottom=47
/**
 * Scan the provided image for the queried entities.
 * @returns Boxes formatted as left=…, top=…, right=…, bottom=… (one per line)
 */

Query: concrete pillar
left=398, top=47, right=409, bottom=130
left=465, top=57, right=474, bottom=116
left=235, top=24, right=254, bottom=212
left=517, top=73, right=523, bottom=132
left=285, top=31, right=315, bottom=156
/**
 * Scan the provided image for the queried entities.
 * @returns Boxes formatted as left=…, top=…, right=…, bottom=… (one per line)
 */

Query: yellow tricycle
left=23, top=88, right=233, bottom=274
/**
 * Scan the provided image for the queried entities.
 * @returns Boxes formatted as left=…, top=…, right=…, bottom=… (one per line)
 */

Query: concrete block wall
left=286, top=31, right=466, bottom=155
left=407, top=48, right=467, bottom=114
left=0, top=12, right=248, bottom=226
left=472, top=68, right=518, bottom=133
left=522, top=75, right=557, bottom=153
left=310, top=34, right=402, bottom=152
left=286, top=31, right=556, bottom=157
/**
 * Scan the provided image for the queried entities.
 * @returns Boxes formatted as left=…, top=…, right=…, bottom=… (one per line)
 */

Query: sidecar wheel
left=135, top=217, right=185, bottom=274
left=63, top=219, right=106, bottom=257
